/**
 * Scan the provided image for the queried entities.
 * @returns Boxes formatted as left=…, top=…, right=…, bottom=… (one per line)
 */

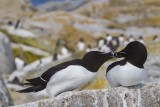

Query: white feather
left=101, top=45, right=111, bottom=53
left=98, top=39, right=104, bottom=48
left=118, top=37, right=124, bottom=44
left=43, top=65, right=96, bottom=97
left=77, top=42, right=85, bottom=51
left=61, top=47, right=69, bottom=55
left=106, top=35, right=112, bottom=42
left=107, top=62, right=147, bottom=87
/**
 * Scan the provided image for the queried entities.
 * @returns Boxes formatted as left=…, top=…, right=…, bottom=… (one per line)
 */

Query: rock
left=12, top=83, right=160, bottom=107
left=0, top=32, right=16, bottom=75
left=34, top=0, right=88, bottom=11
left=145, top=55, right=160, bottom=82
left=0, top=73, right=13, bottom=106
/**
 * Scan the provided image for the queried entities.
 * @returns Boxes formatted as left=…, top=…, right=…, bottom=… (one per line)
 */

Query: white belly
left=45, top=65, right=96, bottom=97
left=107, top=62, right=147, bottom=87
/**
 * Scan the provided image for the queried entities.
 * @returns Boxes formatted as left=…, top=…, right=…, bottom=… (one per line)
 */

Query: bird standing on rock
left=18, top=51, right=115, bottom=97
left=106, top=41, right=148, bottom=87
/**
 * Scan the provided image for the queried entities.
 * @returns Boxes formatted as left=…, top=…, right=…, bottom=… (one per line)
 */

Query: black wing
left=17, top=59, right=81, bottom=93
left=41, top=59, right=82, bottom=82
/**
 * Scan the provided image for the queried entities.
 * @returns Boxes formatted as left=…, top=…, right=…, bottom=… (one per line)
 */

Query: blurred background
left=0, top=0, right=160, bottom=106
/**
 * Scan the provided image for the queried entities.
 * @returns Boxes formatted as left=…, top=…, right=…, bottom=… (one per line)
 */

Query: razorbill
left=77, top=38, right=85, bottom=51
left=86, top=45, right=92, bottom=52
left=128, top=35, right=134, bottom=42
left=106, top=34, right=112, bottom=45
left=106, top=41, right=147, bottom=87
left=138, top=36, right=145, bottom=44
left=118, top=34, right=124, bottom=44
left=97, top=37, right=105, bottom=48
left=61, top=44, right=69, bottom=56
left=18, top=51, right=114, bottom=97
left=101, top=40, right=111, bottom=53
left=108, top=37, right=120, bottom=52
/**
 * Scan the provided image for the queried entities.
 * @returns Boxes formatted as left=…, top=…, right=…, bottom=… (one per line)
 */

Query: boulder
left=0, top=32, right=16, bottom=75
left=0, top=73, right=13, bottom=106
left=12, top=83, right=160, bottom=107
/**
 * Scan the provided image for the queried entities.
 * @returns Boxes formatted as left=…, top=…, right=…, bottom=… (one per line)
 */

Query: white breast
left=45, top=65, right=96, bottom=97
left=98, top=40, right=104, bottom=47
left=101, top=45, right=110, bottom=53
left=107, top=62, right=147, bottom=87
left=139, top=40, right=145, bottom=44
left=77, top=42, right=85, bottom=51
left=61, top=47, right=69, bottom=55
left=106, top=36, right=112, bottom=42
left=129, top=38, right=134, bottom=42
left=118, top=37, right=124, bottom=43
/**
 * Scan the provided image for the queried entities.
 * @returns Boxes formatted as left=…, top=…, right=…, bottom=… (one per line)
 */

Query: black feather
left=21, top=83, right=33, bottom=86
left=26, top=77, right=47, bottom=85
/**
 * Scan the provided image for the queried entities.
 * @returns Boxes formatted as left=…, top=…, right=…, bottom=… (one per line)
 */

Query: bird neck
left=81, top=59, right=106, bottom=72
left=127, top=59, right=144, bottom=68
left=82, top=52, right=113, bottom=72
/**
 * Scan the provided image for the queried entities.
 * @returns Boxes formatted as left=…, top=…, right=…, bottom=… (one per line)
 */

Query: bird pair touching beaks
left=18, top=41, right=147, bottom=97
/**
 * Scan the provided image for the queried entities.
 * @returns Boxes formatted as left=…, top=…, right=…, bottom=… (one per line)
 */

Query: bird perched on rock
left=18, top=51, right=114, bottom=97
left=106, top=41, right=147, bottom=87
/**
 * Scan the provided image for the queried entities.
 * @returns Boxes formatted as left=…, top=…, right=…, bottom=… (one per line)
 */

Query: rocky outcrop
left=0, top=73, right=13, bottom=107
left=0, top=32, right=16, bottom=75
left=35, top=0, right=88, bottom=11
left=13, top=83, right=160, bottom=107
left=145, top=55, right=160, bottom=82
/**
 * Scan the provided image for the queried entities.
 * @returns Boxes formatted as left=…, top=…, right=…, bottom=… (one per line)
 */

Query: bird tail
left=17, top=85, right=46, bottom=93
left=17, top=77, right=47, bottom=93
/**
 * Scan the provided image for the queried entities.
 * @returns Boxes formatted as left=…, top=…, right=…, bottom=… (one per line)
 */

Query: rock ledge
left=13, top=83, right=160, bottom=107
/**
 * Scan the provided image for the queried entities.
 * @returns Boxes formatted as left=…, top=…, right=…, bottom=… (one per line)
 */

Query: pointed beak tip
left=113, top=52, right=127, bottom=58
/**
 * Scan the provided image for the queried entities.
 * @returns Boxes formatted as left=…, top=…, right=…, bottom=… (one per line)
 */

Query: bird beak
left=114, top=51, right=128, bottom=58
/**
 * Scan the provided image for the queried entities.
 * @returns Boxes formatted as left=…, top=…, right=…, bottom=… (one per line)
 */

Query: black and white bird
left=77, top=38, right=85, bottom=51
left=106, top=41, right=148, bottom=87
left=101, top=40, right=111, bottom=53
left=118, top=34, right=124, bottom=45
left=106, top=34, right=112, bottom=45
left=86, top=45, right=92, bottom=52
left=128, top=35, right=135, bottom=42
left=97, top=37, right=105, bottom=49
left=138, top=36, right=145, bottom=44
left=18, top=51, right=114, bottom=97
left=108, top=37, right=120, bottom=52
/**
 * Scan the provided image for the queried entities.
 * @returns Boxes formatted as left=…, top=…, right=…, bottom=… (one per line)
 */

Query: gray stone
left=12, top=83, right=160, bottom=107
left=0, top=32, right=16, bottom=75
left=0, top=73, right=13, bottom=107
left=145, top=55, right=160, bottom=82
left=35, top=0, right=88, bottom=11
